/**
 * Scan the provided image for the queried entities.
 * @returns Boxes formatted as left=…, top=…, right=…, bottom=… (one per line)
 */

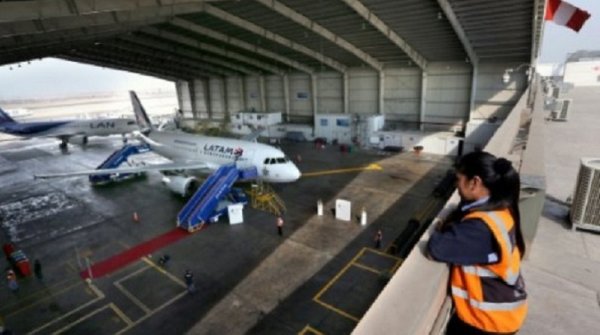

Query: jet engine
left=161, top=175, right=199, bottom=197
left=68, top=135, right=89, bottom=145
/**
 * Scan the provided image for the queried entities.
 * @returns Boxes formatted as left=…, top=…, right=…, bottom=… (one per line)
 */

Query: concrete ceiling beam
left=203, top=3, right=346, bottom=73
left=170, top=17, right=314, bottom=74
left=436, top=0, right=478, bottom=64
left=119, top=34, right=257, bottom=76
left=141, top=26, right=285, bottom=75
left=341, top=0, right=427, bottom=70
left=103, top=40, right=234, bottom=77
left=254, top=0, right=383, bottom=71
left=0, top=0, right=225, bottom=22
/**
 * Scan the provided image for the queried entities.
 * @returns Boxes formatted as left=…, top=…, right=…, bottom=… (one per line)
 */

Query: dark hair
left=455, top=151, right=526, bottom=258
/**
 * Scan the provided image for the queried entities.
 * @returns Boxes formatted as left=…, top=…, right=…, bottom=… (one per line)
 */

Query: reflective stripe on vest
left=450, top=209, right=527, bottom=332
left=452, top=286, right=527, bottom=311
left=484, top=211, right=520, bottom=285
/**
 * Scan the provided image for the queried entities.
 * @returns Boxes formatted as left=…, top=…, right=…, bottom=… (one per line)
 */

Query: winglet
left=129, top=91, right=153, bottom=133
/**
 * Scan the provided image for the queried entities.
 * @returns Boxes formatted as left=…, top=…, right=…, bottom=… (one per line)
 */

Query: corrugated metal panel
left=362, top=0, right=467, bottom=62
left=214, top=1, right=367, bottom=67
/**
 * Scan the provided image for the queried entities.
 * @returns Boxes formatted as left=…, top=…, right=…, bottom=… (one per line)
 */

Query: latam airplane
left=36, top=91, right=301, bottom=195
left=0, top=107, right=138, bottom=148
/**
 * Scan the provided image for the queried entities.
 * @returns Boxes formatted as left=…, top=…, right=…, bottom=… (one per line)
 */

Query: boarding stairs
left=177, top=164, right=257, bottom=232
left=89, top=144, right=150, bottom=185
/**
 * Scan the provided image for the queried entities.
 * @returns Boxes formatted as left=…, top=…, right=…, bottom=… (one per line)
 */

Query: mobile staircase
left=89, top=144, right=150, bottom=185
left=177, top=164, right=257, bottom=232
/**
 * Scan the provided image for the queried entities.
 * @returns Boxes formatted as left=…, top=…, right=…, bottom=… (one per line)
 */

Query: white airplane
left=0, top=107, right=138, bottom=148
left=35, top=91, right=301, bottom=195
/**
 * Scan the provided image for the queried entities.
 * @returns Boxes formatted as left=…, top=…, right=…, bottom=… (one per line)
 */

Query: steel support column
left=420, top=71, right=427, bottom=131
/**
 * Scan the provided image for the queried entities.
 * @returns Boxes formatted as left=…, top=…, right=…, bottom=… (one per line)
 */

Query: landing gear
left=59, top=139, right=68, bottom=150
left=82, top=136, right=88, bottom=145
left=122, top=134, right=128, bottom=144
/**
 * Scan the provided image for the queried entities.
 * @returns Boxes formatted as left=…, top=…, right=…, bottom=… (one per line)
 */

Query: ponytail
left=455, top=152, right=526, bottom=258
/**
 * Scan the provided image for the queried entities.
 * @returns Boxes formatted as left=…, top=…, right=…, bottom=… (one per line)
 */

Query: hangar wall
left=176, top=61, right=525, bottom=137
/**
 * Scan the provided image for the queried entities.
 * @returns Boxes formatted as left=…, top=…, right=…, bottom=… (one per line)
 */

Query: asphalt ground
left=0, top=136, right=452, bottom=334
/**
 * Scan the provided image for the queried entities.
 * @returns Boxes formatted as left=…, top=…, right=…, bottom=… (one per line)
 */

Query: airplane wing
left=240, top=127, right=265, bottom=142
left=34, top=161, right=215, bottom=179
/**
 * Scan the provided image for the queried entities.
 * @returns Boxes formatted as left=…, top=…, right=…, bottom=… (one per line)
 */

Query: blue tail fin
left=129, top=91, right=154, bottom=133
left=0, top=107, right=16, bottom=124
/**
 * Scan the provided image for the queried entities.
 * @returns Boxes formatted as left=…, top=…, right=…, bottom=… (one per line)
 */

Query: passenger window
left=277, top=158, right=286, bottom=164
left=127, top=121, right=135, bottom=125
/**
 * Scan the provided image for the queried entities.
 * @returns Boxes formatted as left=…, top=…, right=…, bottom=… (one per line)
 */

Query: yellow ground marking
left=351, top=262, right=382, bottom=274
left=113, top=258, right=187, bottom=318
left=314, top=248, right=365, bottom=300
left=390, top=259, right=404, bottom=274
left=313, top=299, right=360, bottom=322
left=313, top=247, right=405, bottom=322
left=141, top=256, right=187, bottom=288
left=115, top=291, right=188, bottom=335
left=301, top=163, right=383, bottom=177
left=299, top=324, right=325, bottom=335
left=50, top=302, right=131, bottom=334
left=362, top=247, right=402, bottom=261
left=0, top=277, right=80, bottom=317
left=114, top=281, right=152, bottom=314
left=28, top=283, right=105, bottom=335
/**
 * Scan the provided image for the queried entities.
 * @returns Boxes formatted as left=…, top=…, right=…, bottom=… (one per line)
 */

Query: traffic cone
left=133, top=211, right=140, bottom=223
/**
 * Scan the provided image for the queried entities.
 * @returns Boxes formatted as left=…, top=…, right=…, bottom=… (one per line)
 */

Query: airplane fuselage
left=147, top=131, right=301, bottom=183
left=0, top=118, right=138, bottom=139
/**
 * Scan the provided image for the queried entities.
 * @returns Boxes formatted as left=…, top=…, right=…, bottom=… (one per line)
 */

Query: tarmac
left=0, top=135, right=453, bottom=334
left=519, top=86, right=600, bottom=335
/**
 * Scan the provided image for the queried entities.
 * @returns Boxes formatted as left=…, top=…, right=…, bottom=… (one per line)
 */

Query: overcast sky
left=0, top=1, right=598, bottom=100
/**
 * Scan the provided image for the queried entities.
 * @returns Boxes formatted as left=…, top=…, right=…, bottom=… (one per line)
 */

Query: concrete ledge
left=354, top=86, right=531, bottom=335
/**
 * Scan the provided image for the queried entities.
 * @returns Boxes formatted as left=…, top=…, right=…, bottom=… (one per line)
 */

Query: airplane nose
left=293, top=165, right=302, bottom=180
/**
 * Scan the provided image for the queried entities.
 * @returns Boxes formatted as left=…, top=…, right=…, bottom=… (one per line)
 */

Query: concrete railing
left=353, top=86, right=534, bottom=335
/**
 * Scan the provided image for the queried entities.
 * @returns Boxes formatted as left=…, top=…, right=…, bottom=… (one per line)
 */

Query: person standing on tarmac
left=184, top=269, right=196, bottom=295
left=428, top=151, right=527, bottom=335
left=276, top=216, right=284, bottom=236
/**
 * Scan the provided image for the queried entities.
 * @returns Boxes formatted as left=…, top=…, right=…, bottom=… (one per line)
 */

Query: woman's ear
left=471, top=176, right=483, bottom=190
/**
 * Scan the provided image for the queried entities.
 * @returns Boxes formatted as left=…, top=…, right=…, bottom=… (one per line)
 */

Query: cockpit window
left=264, top=158, right=270, bottom=164
left=276, top=158, right=286, bottom=163
left=269, top=158, right=276, bottom=164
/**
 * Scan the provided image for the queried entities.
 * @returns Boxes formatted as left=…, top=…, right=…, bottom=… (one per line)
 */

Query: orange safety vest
left=450, top=209, right=527, bottom=333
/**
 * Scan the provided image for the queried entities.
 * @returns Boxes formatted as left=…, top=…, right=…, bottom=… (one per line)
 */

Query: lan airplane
left=0, top=107, right=138, bottom=148
left=35, top=91, right=301, bottom=195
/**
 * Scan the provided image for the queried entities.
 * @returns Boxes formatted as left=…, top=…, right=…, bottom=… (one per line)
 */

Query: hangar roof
left=0, top=0, right=545, bottom=80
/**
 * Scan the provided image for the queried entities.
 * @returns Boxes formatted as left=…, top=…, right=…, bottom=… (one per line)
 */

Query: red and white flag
left=545, top=0, right=591, bottom=32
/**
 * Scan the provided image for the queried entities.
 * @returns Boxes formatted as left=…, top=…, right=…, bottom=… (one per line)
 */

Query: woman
left=428, top=151, right=527, bottom=335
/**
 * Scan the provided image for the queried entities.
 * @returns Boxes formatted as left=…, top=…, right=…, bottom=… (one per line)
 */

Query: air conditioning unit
left=570, top=158, right=600, bottom=232
left=550, top=98, right=572, bottom=121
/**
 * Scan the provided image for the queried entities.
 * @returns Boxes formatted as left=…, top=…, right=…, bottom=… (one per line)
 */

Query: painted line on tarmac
left=301, top=163, right=383, bottom=177
left=351, top=262, right=382, bottom=275
left=114, top=281, right=152, bottom=314
left=29, top=282, right=105, bottom=335
left=299, top=324, right=325, bottom=335
left=49, top=302, right=132, bottom=335
left=141, top=256, right=187, bottom=288
left=115, top=291, right=188, bottom=335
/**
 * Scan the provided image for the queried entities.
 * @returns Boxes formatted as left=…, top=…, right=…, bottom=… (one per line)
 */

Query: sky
left=0, top=0, right=598, bottom=100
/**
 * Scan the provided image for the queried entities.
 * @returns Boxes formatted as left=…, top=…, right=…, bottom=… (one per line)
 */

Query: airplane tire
left=83, top=136, right=88, bottom=145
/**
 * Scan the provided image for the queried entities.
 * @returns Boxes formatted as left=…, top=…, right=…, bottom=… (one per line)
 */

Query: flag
left=545, top=0, right=591, bottom=32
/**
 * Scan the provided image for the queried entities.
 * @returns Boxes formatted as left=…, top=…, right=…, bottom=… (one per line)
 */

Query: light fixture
left=502, top=63, right=531, bottom=84
left=437, top=12, right=443, bottom=20
left=502, top=71, right=511, bottom=84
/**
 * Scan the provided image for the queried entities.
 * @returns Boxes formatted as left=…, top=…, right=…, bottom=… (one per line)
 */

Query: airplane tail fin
left=129, top=91, right=154, bottom=133
left=0, top=107, right=16, bottom=125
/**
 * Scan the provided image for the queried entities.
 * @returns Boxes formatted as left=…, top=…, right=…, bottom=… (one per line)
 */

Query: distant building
left=563, top=50, right=600, bottom=87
